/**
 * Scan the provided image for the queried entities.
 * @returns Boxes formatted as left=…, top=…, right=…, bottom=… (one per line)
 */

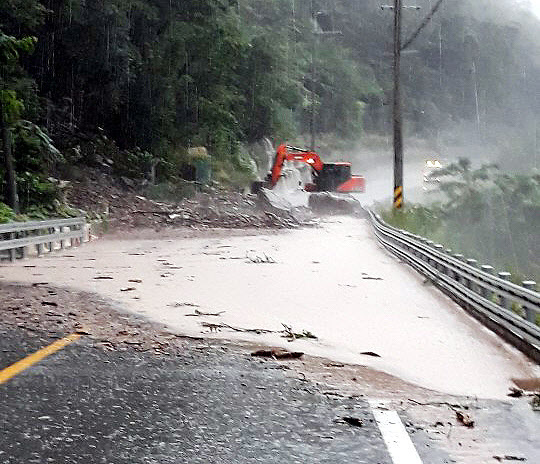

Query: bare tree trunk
left=0, top=100, right=19, bottom=213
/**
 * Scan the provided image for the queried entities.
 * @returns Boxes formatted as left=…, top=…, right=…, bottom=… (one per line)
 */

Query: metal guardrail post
left=48, top=227, right=53, bottom=252
left=452, top=254, right=463, bottom=282
left=19, top=231, right=25, bottom=258
left=498, top=272, right=512, bottom=310
left=480, top=265, right=494, bottom=300
left=8, top=232, right=16, bottom=262
left=466, top=259, right=478, bottom=292
left=433, top=244, right=444, bottom=271
left=523, top=281, right=538, bottom=323
left=70, top=224, right=76, bottom=247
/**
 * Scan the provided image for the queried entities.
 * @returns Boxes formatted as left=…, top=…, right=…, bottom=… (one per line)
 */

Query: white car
left=422, top=159, right=445, bottom=191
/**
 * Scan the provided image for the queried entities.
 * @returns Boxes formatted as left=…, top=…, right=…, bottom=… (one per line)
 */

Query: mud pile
left=63, top=169, right=318, bottom=231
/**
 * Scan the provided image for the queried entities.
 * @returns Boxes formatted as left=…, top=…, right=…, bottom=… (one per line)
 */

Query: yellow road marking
left=0, top=333, right=81, bottom=385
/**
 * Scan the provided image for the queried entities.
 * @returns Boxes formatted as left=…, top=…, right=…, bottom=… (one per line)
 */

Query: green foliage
left=432, top=157, right=498, bottom=222
left=212, top=157, right=255, bottom=189
left=0, top=32, right=36, bottom=65
left=0, top=0, right=46, bottom=32
left=23, top=200, right=79, bottom=220
left=2, top=0, right=540, bottom=205
left=16, top=171, right=58, bottom=211
left=0, top=31, right=37, bottom=123
left=111, top=148, right=154, bottom=180
left=381, top=203, right=442, bottom=238
left=382, top=162, right=540, bottom=282
left=13, top=120, right=63, bottom=167
left=0, top=89, right=24, bottom=122
left=0, top=202, right=16, bottom=223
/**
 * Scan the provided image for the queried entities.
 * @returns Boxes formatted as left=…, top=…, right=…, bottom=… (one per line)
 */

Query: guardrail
left=0, top=217, right=86, bottom=262
left=368, top=210, right=540, bottom=363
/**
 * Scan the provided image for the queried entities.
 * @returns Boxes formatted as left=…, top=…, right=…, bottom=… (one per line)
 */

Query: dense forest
left=1, top=0, right=540, bottom=214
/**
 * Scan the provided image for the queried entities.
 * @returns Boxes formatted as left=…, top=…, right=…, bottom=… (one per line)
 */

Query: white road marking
left=369, top=400, right=424, bottom=464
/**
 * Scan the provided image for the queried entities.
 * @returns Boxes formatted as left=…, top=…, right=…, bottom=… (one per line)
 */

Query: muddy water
left=3, top=217, right=537, bottom=398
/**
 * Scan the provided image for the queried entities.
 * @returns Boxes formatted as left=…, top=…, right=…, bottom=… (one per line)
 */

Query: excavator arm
left=270, top=144, right=324, bottom=186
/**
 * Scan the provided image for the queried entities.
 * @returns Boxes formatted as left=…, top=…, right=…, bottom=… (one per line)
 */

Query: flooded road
left=3, top=216, right=537, bottom=398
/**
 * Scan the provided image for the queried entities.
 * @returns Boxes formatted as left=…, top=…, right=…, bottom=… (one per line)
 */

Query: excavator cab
left=315, top=163, right=352, bottom=191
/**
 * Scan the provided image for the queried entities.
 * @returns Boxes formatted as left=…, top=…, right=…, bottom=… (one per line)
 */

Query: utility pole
left=382, top=0, right=443, bottom=209
left=392, top=0, right=404, bottom=209
left=382, top=1, right=410, bottom=209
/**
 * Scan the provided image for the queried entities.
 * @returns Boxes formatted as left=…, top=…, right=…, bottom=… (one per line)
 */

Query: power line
left=402, top=0, right=445, bottom=51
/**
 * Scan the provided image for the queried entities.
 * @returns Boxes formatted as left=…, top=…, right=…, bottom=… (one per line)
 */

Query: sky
left=529, top=0, right=540, bottom=16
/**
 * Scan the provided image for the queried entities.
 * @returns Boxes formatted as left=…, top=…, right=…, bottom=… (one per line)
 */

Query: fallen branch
left=201, top=322, right=276, bottom=334
left=171, top=302, right=200, bottom=307
left=492, top=455, right=526, bottom=462
left=407, top=399, right=478, bottom=410
left=246, top=252, right=276, bottom=264
left=281, top=323, right=317, bottom=341
left=360, top=351, right=381, bottom=358
left=185, top=309, right=225, bottom=317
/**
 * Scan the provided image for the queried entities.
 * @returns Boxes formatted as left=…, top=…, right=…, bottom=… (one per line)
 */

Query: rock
left=455, top=410, right=474, bottom=428
left=340, top=417, right=364, bottom=427
left=507, top=387, right=524, bottom=398
left=308, top=192, right=362, bottom=214
left=251, top=349, right=304, bottom=359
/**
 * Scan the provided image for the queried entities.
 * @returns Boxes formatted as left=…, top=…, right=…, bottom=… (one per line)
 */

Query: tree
left=0, top=30, right=37, bottom=212
left=434, top=157, right=498, bottom=220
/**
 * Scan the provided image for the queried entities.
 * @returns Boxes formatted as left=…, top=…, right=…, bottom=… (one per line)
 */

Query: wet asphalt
left=1, top=325, right=398, bottom=464
left=4, top=325, right=540, bottom=464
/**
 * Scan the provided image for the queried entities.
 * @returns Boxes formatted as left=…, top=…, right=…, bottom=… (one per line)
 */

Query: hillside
left=1, top=0, right=540, bottom=215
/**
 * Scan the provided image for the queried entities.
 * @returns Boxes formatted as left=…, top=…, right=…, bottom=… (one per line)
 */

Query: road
left=3, top=216, right=537, bottom=398
left=2, top=324, right=404, bottom=464
left=2, top=216, right=539, bottom=463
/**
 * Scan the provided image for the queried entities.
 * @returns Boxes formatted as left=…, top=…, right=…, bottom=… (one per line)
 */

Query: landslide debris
left=0, top=282, right=189, bottom=355
left=63, top=168, right=318, bottom=231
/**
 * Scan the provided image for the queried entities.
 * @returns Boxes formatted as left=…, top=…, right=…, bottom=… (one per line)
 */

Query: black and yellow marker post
left=394, top=185, right=403, bottom=209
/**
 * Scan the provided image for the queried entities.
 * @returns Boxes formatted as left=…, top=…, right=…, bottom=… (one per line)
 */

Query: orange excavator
left=263, top=144, right=365, bottom=193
